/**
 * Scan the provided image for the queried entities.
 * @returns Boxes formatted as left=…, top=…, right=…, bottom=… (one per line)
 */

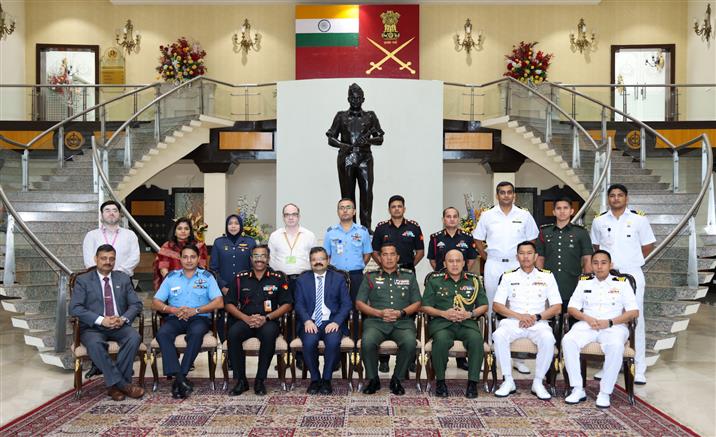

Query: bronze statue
left=326, top=83, right=385, bottom=231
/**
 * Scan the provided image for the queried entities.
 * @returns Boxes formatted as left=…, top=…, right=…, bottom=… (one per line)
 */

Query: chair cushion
left=72, top=341, right=147, bottom=358
left=509, top=338, right=558, bottom=355
left=580, top=341, right=635, bottom=358
left=289, top=336, right=355, bottom=351
left=150, top=333, right=218, bottom=350
left=221, top=336, right=288, bottom=353
left=356, top=339, right=420, bottom=354
left=423, top=340, right=491, bottom=357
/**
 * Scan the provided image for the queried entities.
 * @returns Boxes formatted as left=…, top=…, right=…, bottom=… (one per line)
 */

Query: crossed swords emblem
left=366, top=37, right=416, bottom=75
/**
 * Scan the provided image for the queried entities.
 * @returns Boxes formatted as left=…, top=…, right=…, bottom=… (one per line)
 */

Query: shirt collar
left=607, top=208, right=632, bottom=219
left=388, top=219, right=406, bottom=229
left=97, top=271, right=111, bottom=282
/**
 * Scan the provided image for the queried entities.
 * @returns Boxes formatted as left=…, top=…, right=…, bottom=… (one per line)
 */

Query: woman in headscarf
left=153, top=217, right=208, bottom=290
left=210, top=214, right=256, bottom=341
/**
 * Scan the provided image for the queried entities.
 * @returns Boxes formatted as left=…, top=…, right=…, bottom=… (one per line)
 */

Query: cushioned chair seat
left=289, top=336, right=355, bottom=351
left=221, top=336, right=288, bottom=353
left=509, top=338, right=558, bottom=355
left=580, top=341, right=635, bottom=358
left=72, top=341, right=147, bottom=358
left=356, top=339, right=420, bottom=354
left=423, top=340, right=491, bottom=355
left=150, top=333, right=218, bottom=349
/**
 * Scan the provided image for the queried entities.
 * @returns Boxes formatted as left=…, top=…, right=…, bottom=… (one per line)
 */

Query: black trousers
left=337, top=151, right=373, bottom=230
left=228, top=319, right=280, bottom=380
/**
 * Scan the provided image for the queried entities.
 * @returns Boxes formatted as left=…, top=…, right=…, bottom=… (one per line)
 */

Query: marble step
left=645, top=332, right=676, bottom=352
left=3, top=231, right=88, bottom=246
left=1, top=297, right=57, bottom=315
left=9, top=201, right=97, bottom=213
left=628, top=193, right=698, bottom=204
left=37, top=174, right=125, bottom=185
left=5, top=192, right=99, bottom=203
left=0, top=254, right=85, bottom=271
left=0, top=282, right=59, bottom=300
left=645, top=315, right=691, bottom=333
left=644, top=299, right=700, bottom=317
left=12, top=269, right=62, bottom=284
left=25, top=220, right=97, bottom=234
left=645, top=349, right=660, bottom=367
left=645, top=285, right=708, bottom=301
left=585, top=182, right=672, bottom=192
left=28, top=181, right=96, bottom=191
left=645, top=271, right=713, bottom=287
left=652, top=245, right=716, bottom=259
left=38, top=350, right=74, bottom=369
left=647, top=257, right=716, bottom=272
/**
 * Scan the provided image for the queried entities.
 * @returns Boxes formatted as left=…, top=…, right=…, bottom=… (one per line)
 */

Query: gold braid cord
left=453, top=277, right=480, bottom=310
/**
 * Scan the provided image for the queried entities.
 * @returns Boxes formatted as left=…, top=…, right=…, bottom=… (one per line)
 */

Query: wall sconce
left=115, top=19, right=141, bottom=55
left=455, top=18, right=483, bottom=53
left=645, top=51, right=665, bottom=72
left=233, top=18, right=260, bottom=54
left=616, top=74, right=626, bottom=96
left=0, top=2, right=17, bottom=41
left=693, top=3, right=713, bottom=42
left=570, top=18, right=596, bottom=53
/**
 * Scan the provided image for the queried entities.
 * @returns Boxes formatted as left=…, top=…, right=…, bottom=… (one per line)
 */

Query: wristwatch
left=399, top=310, right=407, bottom=318
left=120, top=316, right=129, bottom=325
left=470, top=310, right=478, bottom=320
left=535, top=313, right=542, bottom=321
left=265, top=315, right=271, bottom=322
left=195, top=308, right=200, bottom=315
left=608, top=319, right=613, bottom=328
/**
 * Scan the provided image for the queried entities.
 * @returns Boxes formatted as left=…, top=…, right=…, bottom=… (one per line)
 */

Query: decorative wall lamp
left=645, top=51, right=665, bottom=72
left=570, top=18, right=596, bottom=53
left=693, top=3, right=713, bottom=42
left=0, top=2, right=16, bottom=41
left=455, top=18, right=483, bottom=53
left=115, top=19, right=141, bottom=54
left=233, top=18, right=260, bottom=54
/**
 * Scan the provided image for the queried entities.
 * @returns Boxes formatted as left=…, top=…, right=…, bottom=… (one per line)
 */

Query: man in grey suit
left=69, top=244, right=145, bottom=401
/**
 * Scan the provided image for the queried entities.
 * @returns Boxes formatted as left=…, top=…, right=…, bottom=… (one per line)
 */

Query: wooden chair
left=422, top=313, right=495, bottom=394
left=220, top=313, right=290, bottom=391
left=561, top=270, right=638, bottom=405
left=69, top=267, right=147, bottom=399
left=489, top=312, right=562, bottom=395
left=149, top=311, right=219, bottom=391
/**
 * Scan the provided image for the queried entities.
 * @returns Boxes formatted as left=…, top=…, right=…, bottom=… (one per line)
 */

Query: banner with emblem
left=295, top=4, right=419, bottom=80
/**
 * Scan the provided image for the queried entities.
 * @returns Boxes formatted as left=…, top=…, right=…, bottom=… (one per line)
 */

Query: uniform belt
left=500, top=259, right=510, bottom=262
left=286, top=274, right=300, bottom=280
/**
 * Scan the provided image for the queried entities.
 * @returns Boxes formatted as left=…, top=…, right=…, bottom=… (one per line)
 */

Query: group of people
left=69, top=180, right=655, bottom=408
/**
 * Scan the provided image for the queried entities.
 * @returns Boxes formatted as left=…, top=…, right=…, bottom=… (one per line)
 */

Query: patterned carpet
left=2, top=378, right=698, bottom=436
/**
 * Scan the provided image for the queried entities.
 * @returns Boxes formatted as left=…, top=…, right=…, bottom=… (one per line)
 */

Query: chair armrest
left=210, top=310, right=218, bottom=335
left=71, top=317, right=81, bottom=349
left=151, top=311, right=159, bottom=336
left=138, top=312, right=145, bottom=342
left=627, top=319, right=636, bottom=348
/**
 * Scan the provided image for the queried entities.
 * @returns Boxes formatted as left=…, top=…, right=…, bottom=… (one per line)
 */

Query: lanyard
left=102, top=227, right=119, bottom=247
left=283, top=231, right=302, bottom=255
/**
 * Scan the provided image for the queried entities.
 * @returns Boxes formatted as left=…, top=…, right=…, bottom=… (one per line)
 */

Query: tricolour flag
left=296, top=5, right=359, bottom=47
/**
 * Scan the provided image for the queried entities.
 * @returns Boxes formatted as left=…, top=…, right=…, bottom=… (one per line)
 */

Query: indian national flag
left=296, top=5, right=359, bottom=47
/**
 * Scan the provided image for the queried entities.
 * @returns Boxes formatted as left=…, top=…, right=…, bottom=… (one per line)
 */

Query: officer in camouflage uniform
left=356, top=242, right=422, bottom=395
left=422, top=250, right=488, bottom=398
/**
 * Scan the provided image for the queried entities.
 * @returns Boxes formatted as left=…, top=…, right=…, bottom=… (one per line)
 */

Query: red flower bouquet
left=157, top=37, right=207, bottom=84
left=504, top=41, right=553, bottom=84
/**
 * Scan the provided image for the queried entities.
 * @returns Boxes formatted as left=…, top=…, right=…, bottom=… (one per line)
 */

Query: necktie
left=313, top=275, right=324, bottom=327
left=103, top=277, right=115, bottom=317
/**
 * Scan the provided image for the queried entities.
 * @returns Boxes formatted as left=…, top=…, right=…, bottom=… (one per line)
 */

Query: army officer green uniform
left=356, top=243, right=422, bottom=395
left=423, top=270, right=488, bottom=380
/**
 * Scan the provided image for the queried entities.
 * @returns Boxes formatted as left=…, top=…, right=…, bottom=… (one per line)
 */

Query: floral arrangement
left=48, top=58, right=74, bottom=95
left=460, top=193, right=491, bottom=234
left=177, top=213, right=208, bottom=242
left=156, top=37, right=207, bottom=84
left=504, top=41, right=553, bottom=84
left=237, top=195, right=270, bottom=243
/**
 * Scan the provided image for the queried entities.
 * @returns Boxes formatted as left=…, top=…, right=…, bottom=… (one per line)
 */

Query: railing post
left=687, top=217, right=698, bottom=288
left=545, top=104, right=552, bottom=144
left=703, top=142, right=716, bottom=234
left=600, top=107, right=608, bottom=147
left=640, top=127, right=646, bottom=169
left=199, top=79, right=205, bottom=115
left=3, top=213, right=15, bottom=286
left=21, top=149, right=29, bottom=192
left=505, top=82, right=512, bottom=115
left=54, top=272, right=69, bottom=353
left=133, top=91, right=138, bottom=115
left=124, top=126, right=132, bottom=169
left=82, top=87, right=88, bottom=122
left=674, top=87, right=680, bottom=121
left=154, top=85, right=162, bottom=143
left=31, top=87, right=38, bottom=121
left=100, top=105, right=107, bottom=148
left=672, top=150, right=680, bottom=193
left=601, top=138, right=612, bottom=212
left=572, top=125, right=580, bottom=168
left=622, top=90, right=628, bottom=118
left=92, top=137, right=99, bottom=194
left=570, top=86, right=577, bottom=119
left=244, top=87, right=250, bottom=122
left=102, top=148, right=109, bottom=181
left=469, top=86, right=475, bottom=123
left=57, top=126, right=65, bottom=168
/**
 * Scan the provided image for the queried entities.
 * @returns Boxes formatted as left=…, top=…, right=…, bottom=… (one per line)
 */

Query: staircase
left=482, top=114, right=715, bottom=366
left=0, top=114, right=234, bottom=369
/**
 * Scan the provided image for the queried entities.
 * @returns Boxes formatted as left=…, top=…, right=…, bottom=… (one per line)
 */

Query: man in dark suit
left=69, top=244, right=145, bottom=401
left=294, top=247, right=352, bottom=394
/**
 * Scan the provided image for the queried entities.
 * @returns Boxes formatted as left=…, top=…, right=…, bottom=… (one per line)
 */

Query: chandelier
left=570, top=18, right=596, bottom=53
left=116, top=19, right=141, bottom=55
left=455, top=18, right=483, bottom=54
left=0, top=2, right=16, bottom=41
left=233, top=19, right=260, bottom=54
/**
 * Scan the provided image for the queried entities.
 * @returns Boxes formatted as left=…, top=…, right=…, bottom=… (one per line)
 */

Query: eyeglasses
left=251, top=254, right=268, bottom=260
left=283, top=213, right=299, bottom=218
left=338, top=206, right=354, bottom=211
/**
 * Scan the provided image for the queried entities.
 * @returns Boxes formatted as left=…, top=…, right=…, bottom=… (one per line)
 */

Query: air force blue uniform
left=324, top=223, right=372, bottom=305
left=154, top=268, right=222, bottom=377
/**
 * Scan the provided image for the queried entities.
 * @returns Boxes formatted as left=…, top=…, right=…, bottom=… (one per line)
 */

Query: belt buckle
left=501, top=259, right=509, bottom=262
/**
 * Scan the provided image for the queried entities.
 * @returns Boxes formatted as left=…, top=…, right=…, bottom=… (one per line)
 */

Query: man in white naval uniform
left=492, top=241, right=562, bottom=400
left=589, top=184, right=654, bottom=385
left=562, top=249, right=639, bottom=408
left=473, top=181, right=539, bottom=375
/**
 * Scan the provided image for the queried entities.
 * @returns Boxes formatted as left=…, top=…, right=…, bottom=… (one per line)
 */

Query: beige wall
left=20, top=1, right=692, bottom=87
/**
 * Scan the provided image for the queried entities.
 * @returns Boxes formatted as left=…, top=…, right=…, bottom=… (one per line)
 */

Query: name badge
left=285, top=255, right=297, bottom=265
left=170, top=286, right=181, bottom=296
left=336, top=242, right=344, bottom=255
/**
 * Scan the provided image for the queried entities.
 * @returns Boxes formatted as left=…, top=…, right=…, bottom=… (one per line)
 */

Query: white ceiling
left=111, top=0, right=602, bottom=5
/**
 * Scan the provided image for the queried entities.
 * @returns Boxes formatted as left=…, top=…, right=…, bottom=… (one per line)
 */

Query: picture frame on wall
left=35, top=44, right=99, bottom=121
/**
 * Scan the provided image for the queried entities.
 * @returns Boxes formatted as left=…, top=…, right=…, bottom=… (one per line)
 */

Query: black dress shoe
left=319, top=379, right=333, bottom=395
left=389, top=376, right=405, bottom=396
left=456, top=357, right=469, bottom=371
left=85, top=363, right=103, bottom=379
left=254, top=378, right=267, bottom=395
left=465, top=380, right=478, bottom=399
left=171, top=380, right=181, bottom=399
left=172, top=379, right=188, bottom=399
left=229, top=379, right=249, bottom=396
left=183, top=377, right=194, bottom=390
left=378, top=357, right=390, bottom=373
left=435, top=380, right=449, bottom=398
left=362, top=377, right=380, bottom=394
left=306, top=380, right=321, bottom=395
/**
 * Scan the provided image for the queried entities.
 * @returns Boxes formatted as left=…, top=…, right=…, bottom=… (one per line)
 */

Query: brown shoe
left=118, top=383, right=145, bottom=399
left=107, top=386, right=126, bottom=401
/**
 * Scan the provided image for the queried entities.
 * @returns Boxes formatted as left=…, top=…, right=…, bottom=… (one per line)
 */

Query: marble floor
left=1, top=305, right=714, bottom=435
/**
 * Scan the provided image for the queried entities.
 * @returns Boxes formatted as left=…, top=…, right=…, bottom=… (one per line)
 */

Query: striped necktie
left=312, top=275, right=324, bottom=327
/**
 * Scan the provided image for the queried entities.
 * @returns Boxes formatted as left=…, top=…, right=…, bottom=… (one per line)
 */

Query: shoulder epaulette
left=505, top=267, right=519, bottom=274
left=537, top=267, right=551, bottom=273
left=424, top=270, right=442, bottom=285
left=540, top=223, right=552, bottom=228
left=579, top=273, right=594, bottom=280
left=631, top=209, right=646, bottom=216
left=269, top=269, right=287, bottom=279
left=399, top=267, right=414, bottom=274
left=237, top=270, right=251, bottom=277
left=597, top=210, right=608, bottom=216
left=464, top=271, right=479, bottom=279
left=167, top=270, right=181, bottom=278
left=612, top=275, right=627, bottom=282
left=376, top=220, right=389, bottom=227
left=430, top=230, right=442, bottom=238
left=357, top=224, right=368, bottom=231
left=365, top=269, right=381, bottom=276
left=572, top=223, right=586, bottom=229
left=200, top=269, right=213, bottom=278
left=326, top=225, right=334, bottom=232
left=406, top=218, right=420, bottom=226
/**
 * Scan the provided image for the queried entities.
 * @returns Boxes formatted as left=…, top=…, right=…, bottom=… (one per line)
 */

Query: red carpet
left=2, top=378, right=699, bottom=436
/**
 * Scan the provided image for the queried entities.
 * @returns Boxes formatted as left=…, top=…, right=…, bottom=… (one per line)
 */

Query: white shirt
left=494, top=267, right=562, bottom=315
left=568, top=274, right=638, bottom=320
left=473, top=205, right=539, bottom=259
left=314, top=272, right=331, bottom=321
left=94, top=271, right=119, bottom=326
left=590, top=209, right=655, bottom=269
left=83, top=227, right=141, bottom=276
left=268, top=226, right=316, bottom=275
